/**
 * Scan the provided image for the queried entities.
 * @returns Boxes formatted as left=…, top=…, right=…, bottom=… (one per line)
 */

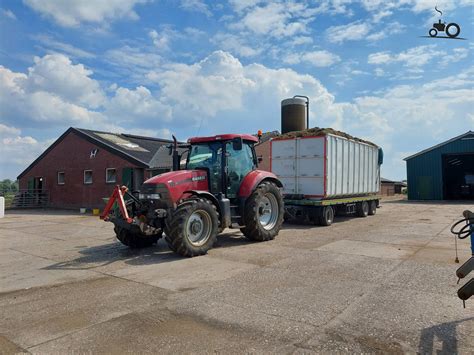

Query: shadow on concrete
left=418, top=317, right=473, bottom=354
left=43, top=232, right=253, bottom=271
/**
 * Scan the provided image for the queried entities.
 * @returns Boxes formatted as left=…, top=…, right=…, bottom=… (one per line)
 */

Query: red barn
left=17, top=127, right=174, bottom=209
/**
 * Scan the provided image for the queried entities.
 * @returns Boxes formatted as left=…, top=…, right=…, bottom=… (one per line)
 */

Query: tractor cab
left=186, top=134, right=258, bottom=199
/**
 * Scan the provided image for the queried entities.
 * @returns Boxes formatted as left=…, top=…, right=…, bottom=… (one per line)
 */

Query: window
left=57, top=172, right=65, bottom=185
left=84, top=170, right=93, bottom=184
left=106, top=168, right=117, bottom=183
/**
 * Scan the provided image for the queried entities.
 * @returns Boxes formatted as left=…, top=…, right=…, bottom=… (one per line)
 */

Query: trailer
left=270, top=130, right=383, bottom=226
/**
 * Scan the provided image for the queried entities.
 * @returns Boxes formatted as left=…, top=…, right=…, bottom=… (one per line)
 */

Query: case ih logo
left=424, top=6, right=464, bottom=40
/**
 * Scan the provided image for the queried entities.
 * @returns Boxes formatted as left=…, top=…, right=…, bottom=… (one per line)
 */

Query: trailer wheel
left=115, top=227, right=161, bottom=248
left=319, top=206, right=334, bottom=226
left=368, top=200, right=377, bottom=216
left=356, top=201, right=369, bottom=218
left=240, top=181, right=284, bottom=241
left=166, top=198, right=219, bottom=257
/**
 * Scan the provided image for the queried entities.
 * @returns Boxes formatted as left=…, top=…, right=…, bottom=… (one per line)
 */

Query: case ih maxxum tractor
left=101, top=134, right=284, bottom=257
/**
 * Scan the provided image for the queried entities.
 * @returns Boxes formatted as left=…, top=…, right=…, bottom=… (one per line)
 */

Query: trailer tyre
left=368, top=200, right=377, bottom=216
left=115, top=227, right=161, bottom=248
left=357, top=201, right=369, bottom=218
left=165, top=198, right=219, bottom=257
left=240, top=181, right=284, bottom=241
left=319, top=206, right=334, bottom=226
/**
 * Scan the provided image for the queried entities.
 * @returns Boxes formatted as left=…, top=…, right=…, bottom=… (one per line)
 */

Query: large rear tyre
left=115, top=227, right=161, bottom=248
left=356, top=201, right=369, bottom=218
left=368, top=200, right=377, bottom=216
left=240, top=181, right=284, bottom=241
left=166, top=199, right=219, bottom=257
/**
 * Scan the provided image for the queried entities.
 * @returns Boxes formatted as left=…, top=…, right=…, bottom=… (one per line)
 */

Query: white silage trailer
left=270, top=133, right=383, bottom=226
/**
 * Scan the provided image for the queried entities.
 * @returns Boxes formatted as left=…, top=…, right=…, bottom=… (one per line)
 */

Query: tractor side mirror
left=232, top=137, right=243, bottom=151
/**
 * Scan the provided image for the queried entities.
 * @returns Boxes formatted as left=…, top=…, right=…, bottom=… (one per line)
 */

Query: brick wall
left=19, top=132, right=142, bottom=209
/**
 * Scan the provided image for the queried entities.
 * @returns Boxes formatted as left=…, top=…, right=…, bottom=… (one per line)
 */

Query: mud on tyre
left=240, top=181, right=284, bottom=241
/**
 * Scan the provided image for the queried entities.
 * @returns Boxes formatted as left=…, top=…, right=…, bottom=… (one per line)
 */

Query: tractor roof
left=188, top=134, right=258, bottom=144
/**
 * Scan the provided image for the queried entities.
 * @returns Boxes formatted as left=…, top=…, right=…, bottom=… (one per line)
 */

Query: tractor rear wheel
left=115, top=226, right=161, bottom=248
left=240, top=181, right=284, bottom=241
left=165, top=198, right=219, bottom=257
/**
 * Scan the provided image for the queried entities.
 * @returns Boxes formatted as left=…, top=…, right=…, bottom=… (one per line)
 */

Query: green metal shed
left=404, top=131, right=474, bottom=200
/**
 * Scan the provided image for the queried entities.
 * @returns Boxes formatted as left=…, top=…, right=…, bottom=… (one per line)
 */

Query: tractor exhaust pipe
left=172, top=135, right=180, bottom=171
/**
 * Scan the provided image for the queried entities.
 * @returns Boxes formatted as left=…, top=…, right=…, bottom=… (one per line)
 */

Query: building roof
left=149, top=145, right=188, bottom=169
left=381, top=177, right=395, bottom=183
left=17, top=127, right=173, bottom=179
left=76, top=128, right=173, bottom=166
left=404, top=131, right=474, bottom=161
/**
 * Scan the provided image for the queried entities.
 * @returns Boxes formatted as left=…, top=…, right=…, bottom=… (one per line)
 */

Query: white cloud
left=366, top=21, right=405, bottom=41
left=33, top=34, right=96, bottom=59
left=0, top=124, right=51, bottom=176
left=104, top=45, right=163, bottom=79
left=211, top=33, right=263, bottom=57
left=326, top=21, right=371, bottom=43
left=23, top=0, right=148, bottom=27
left=230, top=2, right=313, bottom=38
left=1, top=8, right=16, bottom=20
left=26, top=54, right=105, bottom=108
left=368, top=45, right=444, bottom=71
left=179, top=0, right=212, bottom=17
left=283, top=50, right=341, bottom=67
left=105, top=86, right=172, bottom=123
left=149, top=29, right=172, bottom=51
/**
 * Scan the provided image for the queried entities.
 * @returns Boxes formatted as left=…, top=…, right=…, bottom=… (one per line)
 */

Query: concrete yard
left=1, top=200, right=473, bottom=354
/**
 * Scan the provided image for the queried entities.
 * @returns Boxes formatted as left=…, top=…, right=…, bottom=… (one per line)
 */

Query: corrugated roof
left=404, top=131, right=474, bottom=161
left=76, top=128, right=173, bottom=166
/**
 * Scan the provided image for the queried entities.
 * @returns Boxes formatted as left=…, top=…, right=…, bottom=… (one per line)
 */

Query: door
left=122, top=168, right=133, bottom=189
left=225, top=142, right=256, bottom=198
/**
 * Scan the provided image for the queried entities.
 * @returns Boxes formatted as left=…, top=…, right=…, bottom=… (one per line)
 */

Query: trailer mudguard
left=238, top=170, right=282, bottom=198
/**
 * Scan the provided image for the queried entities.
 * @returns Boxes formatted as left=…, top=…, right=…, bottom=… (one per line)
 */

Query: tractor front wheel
left=165, top=199, right=219, bottom=257
left=241, top=181, right=284, bottom=241
left=115, top=226, right=161, bottom=248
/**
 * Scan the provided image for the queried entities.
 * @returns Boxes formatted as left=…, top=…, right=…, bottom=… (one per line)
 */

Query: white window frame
left=84, top=170, right=93, bottom=185
left=57, top=171, right=65, bottom=185
left=106, top=168, right=117, bottom=183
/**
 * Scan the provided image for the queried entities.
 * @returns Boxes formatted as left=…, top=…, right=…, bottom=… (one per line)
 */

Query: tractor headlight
left=139, top=193, right=161, bottom=200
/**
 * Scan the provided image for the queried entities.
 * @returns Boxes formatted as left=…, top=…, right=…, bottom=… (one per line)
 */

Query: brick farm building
left=17, top=127, right=175, bottom=209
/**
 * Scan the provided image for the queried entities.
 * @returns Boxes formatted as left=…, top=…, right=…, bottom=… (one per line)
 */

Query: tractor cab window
left=187, top=142, right=223, bottom=193
left=226, top=142, right=256, bottom=197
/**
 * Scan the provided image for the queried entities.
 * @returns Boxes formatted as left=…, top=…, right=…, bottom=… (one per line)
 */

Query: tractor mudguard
left=238, top=170, right=283, bottom=198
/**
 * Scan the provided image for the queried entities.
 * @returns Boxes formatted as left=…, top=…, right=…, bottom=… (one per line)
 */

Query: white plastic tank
left=0, top=197, right=4, bottom=218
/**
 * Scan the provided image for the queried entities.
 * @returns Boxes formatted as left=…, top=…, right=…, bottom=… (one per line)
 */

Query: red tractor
left=101, top=134, right=284, bottom=257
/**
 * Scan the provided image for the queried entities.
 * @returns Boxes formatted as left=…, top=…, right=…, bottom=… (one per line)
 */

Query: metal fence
left=5, top=190, right=50, bottom=208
